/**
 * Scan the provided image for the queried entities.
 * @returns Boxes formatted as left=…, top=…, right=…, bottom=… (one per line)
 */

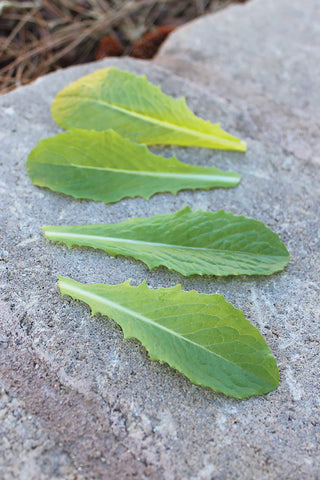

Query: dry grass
left=0, top=0, right=243, bottom=93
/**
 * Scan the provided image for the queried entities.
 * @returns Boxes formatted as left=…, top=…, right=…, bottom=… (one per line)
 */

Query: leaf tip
left=239, top=140, right=247, bottom=152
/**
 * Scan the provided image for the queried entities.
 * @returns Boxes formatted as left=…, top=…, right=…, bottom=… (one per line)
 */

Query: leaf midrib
left=36, top=156, right=241, bottom=181
left=60, top=94, right=245, bottom=149
left=48, top=230, right=287, bottom=261
left=33, top=157, right=238, bottom=183
left=60, top=279, right=266, bottom=380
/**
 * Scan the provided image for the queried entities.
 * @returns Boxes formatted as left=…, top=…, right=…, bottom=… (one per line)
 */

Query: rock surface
left=156, top=0, right=320, bottom=164
left=0, top=15, right=319, bottom=479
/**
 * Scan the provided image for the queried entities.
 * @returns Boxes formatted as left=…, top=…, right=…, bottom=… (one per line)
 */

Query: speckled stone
left=156, top=0, right=320, bottom=164
left=0, top=52, right=319, bottom=479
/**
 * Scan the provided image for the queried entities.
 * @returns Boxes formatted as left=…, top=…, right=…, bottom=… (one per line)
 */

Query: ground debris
left=0, top=0, right=246, bottom=93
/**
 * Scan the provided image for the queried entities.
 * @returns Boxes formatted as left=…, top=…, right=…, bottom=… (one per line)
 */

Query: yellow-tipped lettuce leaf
left=51, top=67, right=246, bottom=151
left=44, top=208, right=290, bottom=276
left=58, top=276, right=279, bottom=399
left=27, top=129, right=240, bottom=204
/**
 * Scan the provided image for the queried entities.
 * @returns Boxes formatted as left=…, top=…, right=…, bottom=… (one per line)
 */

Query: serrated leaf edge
left=58, top=276, right=279, bottom=399
left=51, top=67, right=246, bottom=151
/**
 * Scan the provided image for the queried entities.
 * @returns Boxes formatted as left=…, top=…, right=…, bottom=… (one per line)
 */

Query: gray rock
left=156, top=0, right=320, bottom=163
left=0, top=52, right=319, bottom=480
left=0, top=379, right=77, bottom=480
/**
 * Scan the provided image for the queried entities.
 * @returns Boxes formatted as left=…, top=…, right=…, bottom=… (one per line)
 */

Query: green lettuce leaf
left=51, top=67, right=246, bottom=151
left=43, top=207, right=290, bottom=276
left=58, top=276, right=279, bottom=398
left=27, top=129, right=240, bottom=204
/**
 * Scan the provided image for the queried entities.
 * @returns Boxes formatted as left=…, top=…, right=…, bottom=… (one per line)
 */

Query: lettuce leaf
left=58, top=276, right=279, bottom=399
left=51, top=67, right=246, bottom=151
left=27, top=129, right=240, bottom=204
left=44, top=207, right=289, bottom=276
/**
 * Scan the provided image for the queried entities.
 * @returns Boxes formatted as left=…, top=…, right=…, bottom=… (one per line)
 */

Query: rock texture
left=156, top=0, right=320, bottom=164
left=0, top=3, right=320, bottom=476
